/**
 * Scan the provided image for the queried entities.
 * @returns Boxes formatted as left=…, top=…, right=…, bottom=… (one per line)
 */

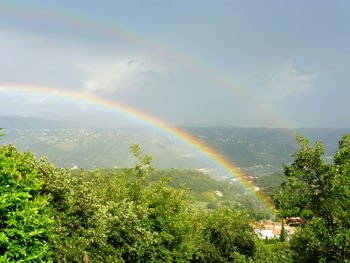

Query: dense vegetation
left=0, top=140, right=53, bottom=261
left=85, top=168, right=272, bottom=220
left=0, top=129, right=349, bottom=262
left=254, top=171, right=287, bottom=197
left=274, top=134, right=350, bottom=262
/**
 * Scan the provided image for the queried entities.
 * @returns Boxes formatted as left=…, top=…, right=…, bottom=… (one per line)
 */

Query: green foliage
left=0, top=133, right=297, bottom=262
left=39, top=145, right=203, bottom=262
left=253, top=239, right=293, bottom=263
left=150, top=169, right=272, bottom=220
left=150, top=169, right=241, bottom=206
left=0, top=144, right=53, bottom=262
left=279, top=219, right=287, bottom=242
left=274, top=134, right=350, bottom=262
left=194, top=207, right=256, bottom=263
left=280, top=219, right=287, bottom=242
left=253, top=171, right=287, bottom=197
left=36, top=144, right=272, bottom=262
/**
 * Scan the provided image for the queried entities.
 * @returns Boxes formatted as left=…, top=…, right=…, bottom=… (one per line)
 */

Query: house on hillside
left=285, top=217, right=305, bottom=226
left=214, top=190, right=223, bottom=197
left=253, top=221, right=296, bottom=239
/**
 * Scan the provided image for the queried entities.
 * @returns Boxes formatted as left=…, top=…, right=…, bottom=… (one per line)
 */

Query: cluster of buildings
left=253, top=218, right=301, bottom=239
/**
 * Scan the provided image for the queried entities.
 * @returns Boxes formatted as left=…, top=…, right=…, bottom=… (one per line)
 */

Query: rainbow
left=0, top=2, right=280, bottom=212
left=0, top=84, right=276, bottom=212
left=1, top=1, right=290, bottom=128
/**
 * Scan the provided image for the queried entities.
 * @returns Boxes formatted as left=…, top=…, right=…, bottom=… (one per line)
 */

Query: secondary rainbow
left=0, top=84, right=276, bottom=212
left=2, top=1, right=290, bottom=128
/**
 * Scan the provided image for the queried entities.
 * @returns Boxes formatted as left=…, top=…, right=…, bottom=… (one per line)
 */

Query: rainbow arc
left=0, top=84, right=276, bottom=213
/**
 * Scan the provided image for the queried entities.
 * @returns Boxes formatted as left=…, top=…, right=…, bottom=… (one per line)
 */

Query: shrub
left=0, top=145, right=53, bottom=262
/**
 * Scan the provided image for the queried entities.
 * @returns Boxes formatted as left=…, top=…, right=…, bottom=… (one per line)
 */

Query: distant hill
left=183, top=126, right=349, bottom=169
left=1, top=116, right=349, bottom=176
left=0, top=116, right=72, bottom=129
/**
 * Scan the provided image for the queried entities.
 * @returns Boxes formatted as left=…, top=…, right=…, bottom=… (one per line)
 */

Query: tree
left=273, top=134, right=350, bottom=262
left=279, top=219, right=286, bottom=242
left=253, top=239, right=293, bottom=263
left=40, top=144, right=202, bottom=262
left=0, top=144, right=54, bottom=262
left=194, top=207, right=256, bottom=263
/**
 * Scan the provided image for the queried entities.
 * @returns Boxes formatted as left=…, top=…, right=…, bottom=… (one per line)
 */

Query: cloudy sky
left=0, top=0, right=349, bottom=128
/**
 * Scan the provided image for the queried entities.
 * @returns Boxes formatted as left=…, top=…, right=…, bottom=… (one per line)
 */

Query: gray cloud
left=265, top=63, right=316, bottom=102
left=0, top=0, right=349, bottom=128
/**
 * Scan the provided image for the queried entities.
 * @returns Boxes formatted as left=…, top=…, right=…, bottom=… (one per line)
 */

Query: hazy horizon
left=1, top=115, right=350, bottom=130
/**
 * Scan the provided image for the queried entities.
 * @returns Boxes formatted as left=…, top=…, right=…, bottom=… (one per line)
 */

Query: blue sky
left=0, top=0, right=349, bottom=127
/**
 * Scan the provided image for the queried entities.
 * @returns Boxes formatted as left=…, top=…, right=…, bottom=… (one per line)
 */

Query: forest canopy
left=0, top=133, right=349, bottom=262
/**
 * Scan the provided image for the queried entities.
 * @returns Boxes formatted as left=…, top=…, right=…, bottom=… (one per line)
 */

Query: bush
left=40, top=144, right=201, bottom=262
left=274, top=134, right=350, bottom=262
left=194, top=207, right=256, bottom=263
left=0, top=145, right=53, bottom=262
left=253, top=239, right=293, bottom=263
